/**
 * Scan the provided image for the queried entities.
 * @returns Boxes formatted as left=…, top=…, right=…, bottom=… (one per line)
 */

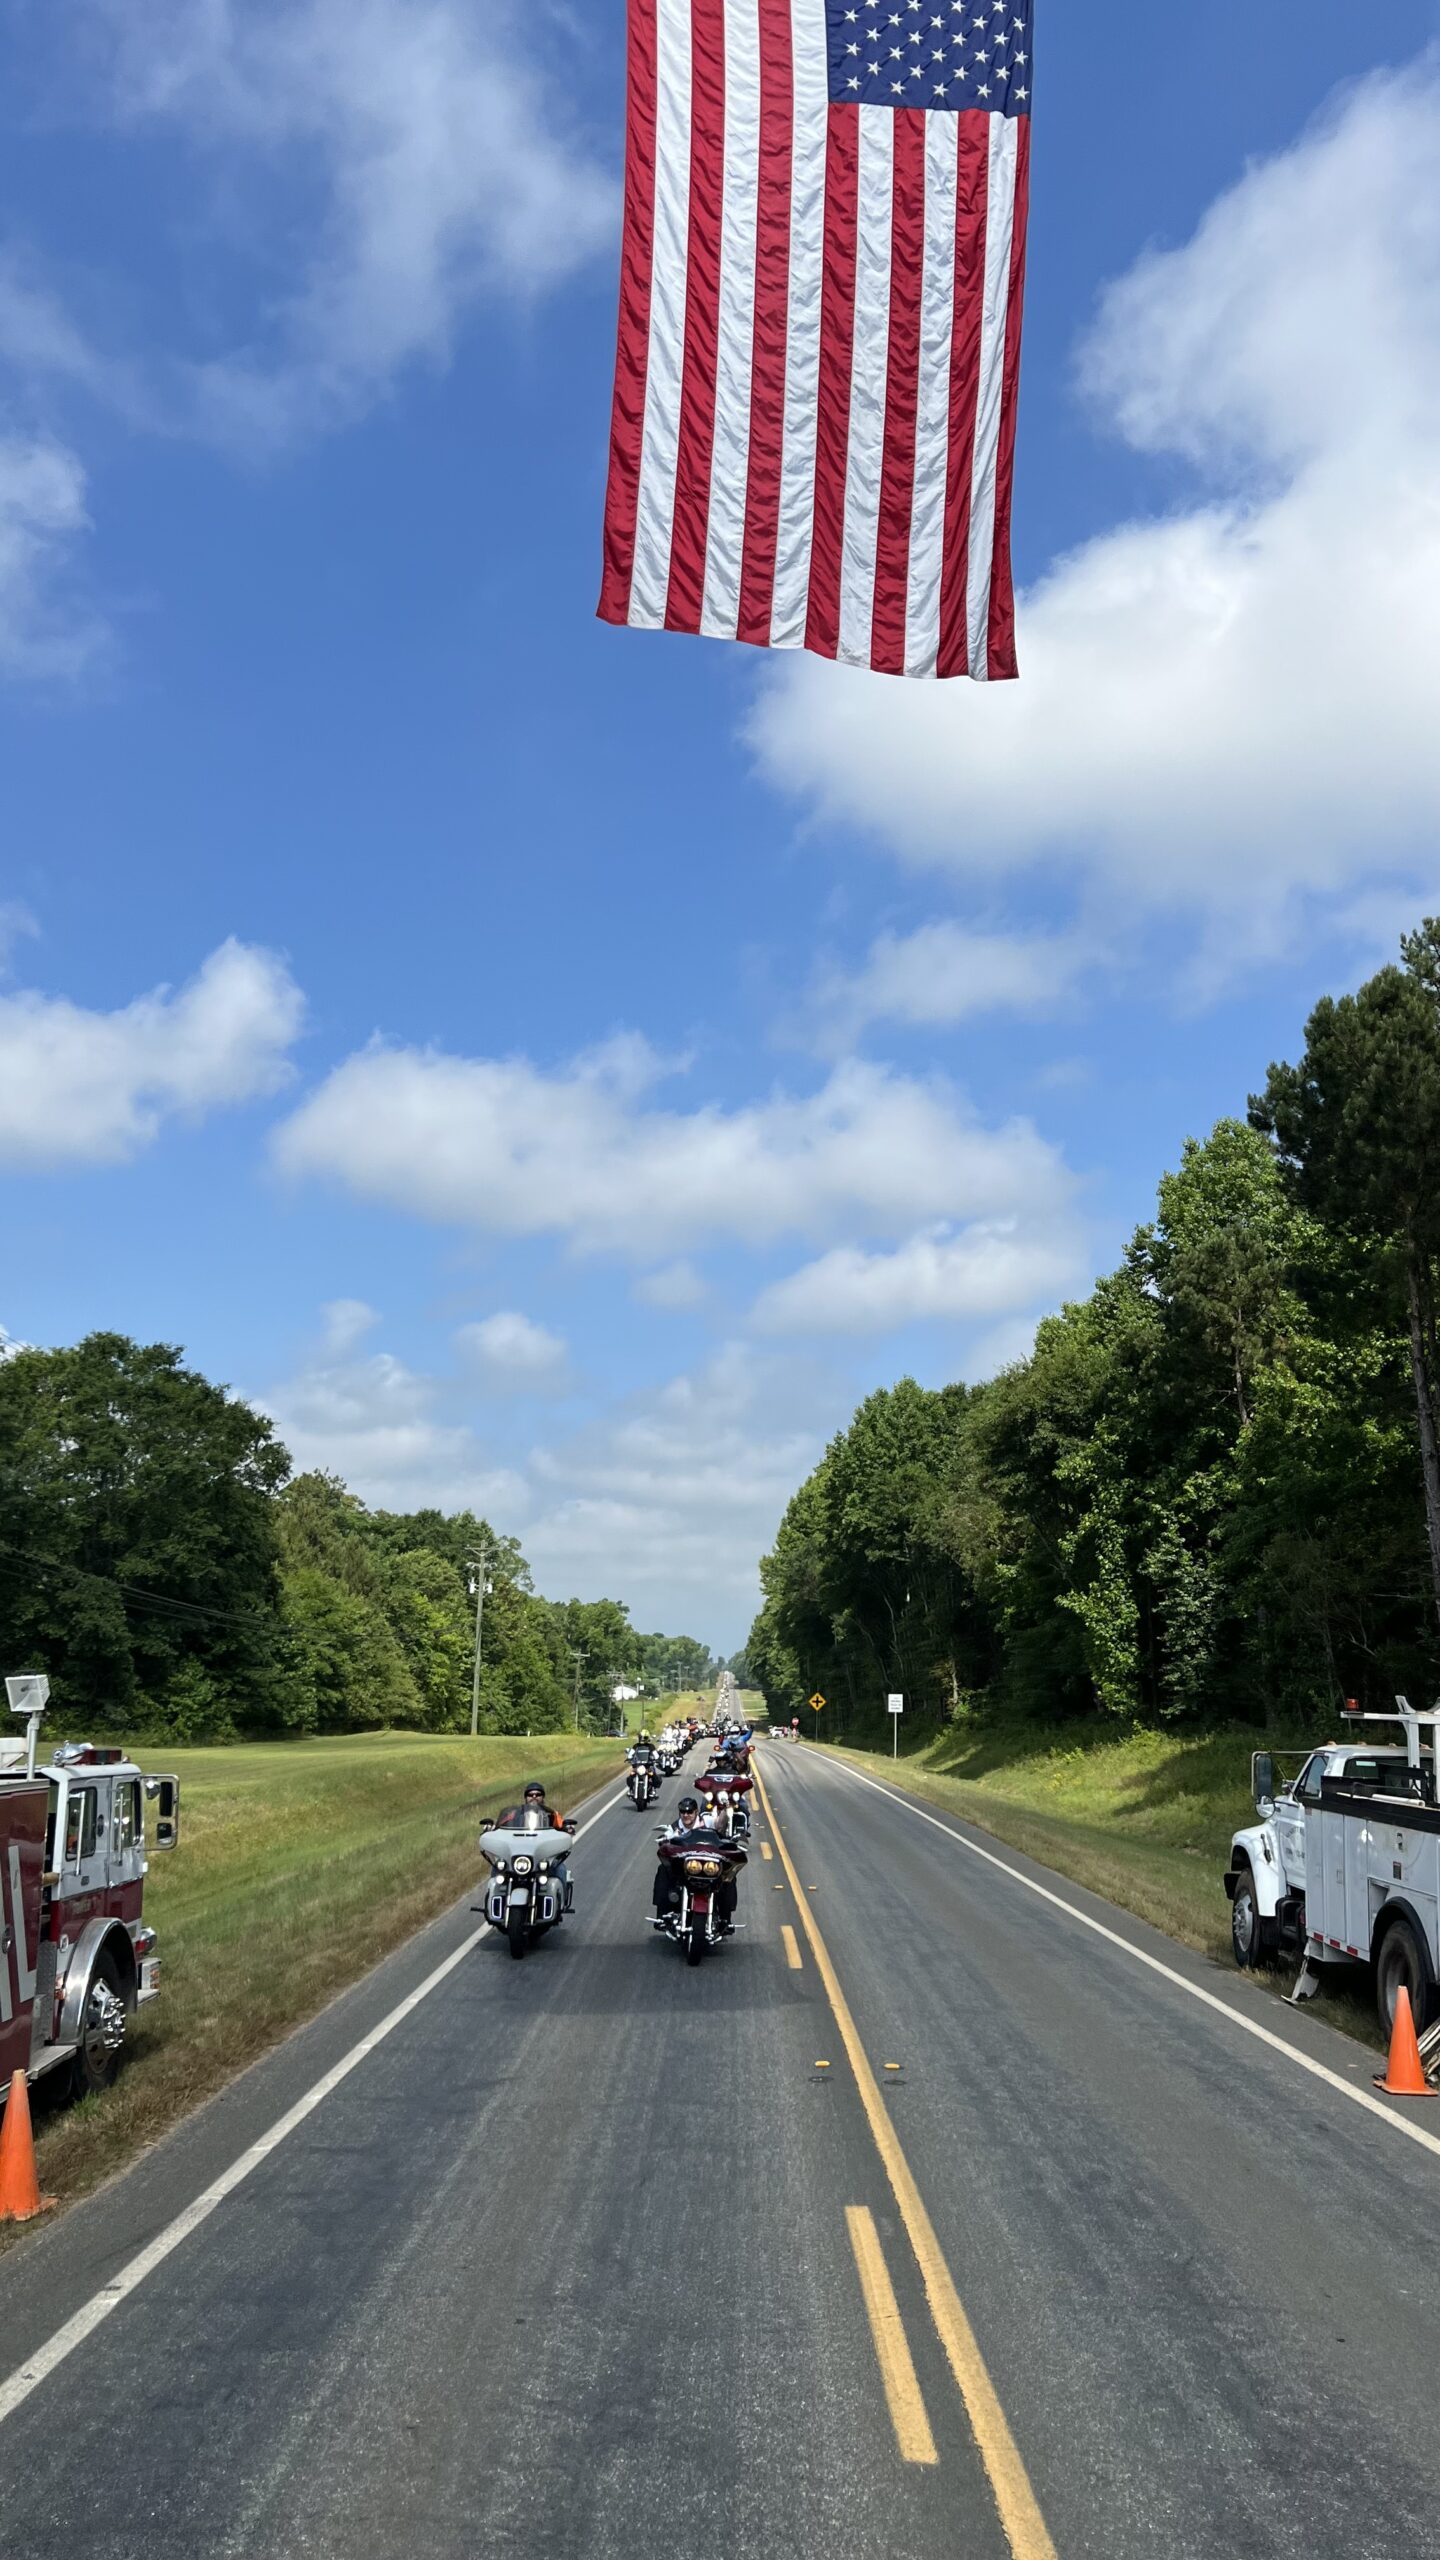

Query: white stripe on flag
left=768, top=0, right=828, bottom=649
left=630, top=0, right=694, bottom=627
left=837, top=106, right=893, bottom=670
left=904, top=115, right=959, bottom=678
left=701, top=0, right=761, bottom=635
left=965, top=113, right=1018, bottom=681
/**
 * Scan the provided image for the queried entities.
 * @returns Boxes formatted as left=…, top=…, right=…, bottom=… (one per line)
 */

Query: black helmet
left=523, top=1781, right=547, bottom=1800
left=678, top=1795, right=699, bottom=1816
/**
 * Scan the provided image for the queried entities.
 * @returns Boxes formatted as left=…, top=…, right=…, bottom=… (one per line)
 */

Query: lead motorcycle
left=656, top=1829, right=748, bottom=1966
left=627, top=1760, right=658, bottom=1810
left=479, top=1807, right=577, bottom=1958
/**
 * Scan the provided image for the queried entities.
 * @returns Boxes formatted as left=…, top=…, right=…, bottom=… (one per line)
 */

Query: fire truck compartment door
left=1, top=1786, right=46, bottom=2082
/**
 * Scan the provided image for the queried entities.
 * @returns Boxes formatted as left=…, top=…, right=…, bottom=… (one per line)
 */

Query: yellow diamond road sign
left=809, top=1692, right=825, bottom=1712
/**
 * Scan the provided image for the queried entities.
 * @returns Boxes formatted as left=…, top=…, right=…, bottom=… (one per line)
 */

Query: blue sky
left=1, top=0, right=1438, bottom=1648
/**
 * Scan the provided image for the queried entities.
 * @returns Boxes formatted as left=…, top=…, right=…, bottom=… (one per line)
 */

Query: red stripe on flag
left=936, top=113, right=990, bottom=680
left=870, top=108, right=926, bottom=678
left=598, top=0, right=659, bottom=628
left=736, top=0, right=794, bottom=647
left=665, top=0, right=726, bottom=633
left=986, top=114, right=1030, bottom=683
left=804, top=104, right=858, bottom=663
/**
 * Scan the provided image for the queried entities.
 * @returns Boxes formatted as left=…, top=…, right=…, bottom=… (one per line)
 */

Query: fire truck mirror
left=1252, top=1751, right=1277, bottom=1816
left=146, top=1773, right=181, bottom=1850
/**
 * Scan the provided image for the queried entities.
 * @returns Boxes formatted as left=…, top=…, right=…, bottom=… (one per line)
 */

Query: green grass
left=23, top=1731, right=621, bottom=2222
left=811, top=1719, right=1383, bottom=2049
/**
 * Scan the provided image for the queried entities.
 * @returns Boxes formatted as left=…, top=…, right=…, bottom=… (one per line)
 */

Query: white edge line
left=809, top=1753, right=1440, bottom=2166
left=0, top=1789, right=624, bottom=2426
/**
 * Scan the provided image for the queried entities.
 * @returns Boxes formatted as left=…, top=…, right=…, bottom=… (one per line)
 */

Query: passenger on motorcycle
left=651, top=1796, right=739, bottom=1934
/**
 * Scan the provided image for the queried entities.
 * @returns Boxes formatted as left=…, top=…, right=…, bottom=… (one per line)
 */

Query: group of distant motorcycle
left=630, top=1713, right=754, bottom=1966
left=476, top=1684, right=756, bottom=1967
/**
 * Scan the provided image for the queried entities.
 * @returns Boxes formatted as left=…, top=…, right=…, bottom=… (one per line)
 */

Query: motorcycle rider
left=489, top=1781, right=575, bottom=1901
left=627, top=1731, right=661, bottom=1798
left=651, top=1795, right=739, bottom=1934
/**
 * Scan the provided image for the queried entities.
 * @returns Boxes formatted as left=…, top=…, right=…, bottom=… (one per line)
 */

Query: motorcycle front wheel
left=507, top=1909, right=529, bottom=1959
left=687, top=1915, right=707, bottom=1967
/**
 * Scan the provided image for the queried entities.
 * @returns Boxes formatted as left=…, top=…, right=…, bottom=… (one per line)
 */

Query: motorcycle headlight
left=513, top=1855, right=534, bottom=1876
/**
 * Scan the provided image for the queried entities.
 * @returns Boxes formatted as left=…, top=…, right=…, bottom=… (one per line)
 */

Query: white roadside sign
left=887, top=1694, right=904, bottom=1715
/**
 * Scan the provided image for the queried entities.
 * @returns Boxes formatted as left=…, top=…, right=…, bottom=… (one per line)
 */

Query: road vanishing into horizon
left=4, top=1739, right=1440, bottom=2559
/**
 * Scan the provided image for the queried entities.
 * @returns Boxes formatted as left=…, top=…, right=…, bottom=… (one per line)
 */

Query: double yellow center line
left=754, top=1760, right=1057, bottom=2560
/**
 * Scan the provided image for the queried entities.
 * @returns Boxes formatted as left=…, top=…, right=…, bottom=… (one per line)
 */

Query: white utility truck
left=1226, top=1701, right=1440, bottom=2036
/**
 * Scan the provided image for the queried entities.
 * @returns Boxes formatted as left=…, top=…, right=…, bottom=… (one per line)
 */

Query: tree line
left=747, top=923, right=1440, bottom=1745
left=0, top=1332, right=717, bottom=1741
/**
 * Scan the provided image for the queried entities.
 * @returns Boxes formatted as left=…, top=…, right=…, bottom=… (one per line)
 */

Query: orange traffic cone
left=1374, top=1987, right=1436, bottom=2096
left=0, top=2068, right=55, bottom=2220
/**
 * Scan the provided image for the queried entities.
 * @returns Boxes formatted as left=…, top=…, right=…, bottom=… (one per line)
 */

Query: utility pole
left=569, top=1646, right=584, bottom=1732
left=468, top=1542, right=492, bottom=1740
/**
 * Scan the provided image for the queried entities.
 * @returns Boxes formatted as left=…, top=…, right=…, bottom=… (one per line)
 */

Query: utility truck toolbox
left=0, top=1671, right=179, bottom=2108
left=1226, top=1699, right=1440, bottom=2038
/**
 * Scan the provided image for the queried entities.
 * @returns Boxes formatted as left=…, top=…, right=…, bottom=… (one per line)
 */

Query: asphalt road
left=3, top=1741, right=1440, bottom=2559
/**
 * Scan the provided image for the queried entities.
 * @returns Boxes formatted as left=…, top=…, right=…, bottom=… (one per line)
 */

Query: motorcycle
left=479, top=1809, right=577, bottom=1959
left=627, top=1762, right=658, bottom=1810
left=656, top=1831, right=748, bottom=1966
left=696, top=1771, right=752, bottom=1839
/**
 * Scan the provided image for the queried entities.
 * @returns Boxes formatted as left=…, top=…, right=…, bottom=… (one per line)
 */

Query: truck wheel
left=1230, top=1862, right=1267, bottom=1970
left=1376, top=1913, right=1435, bottom=2036
left=69, top=1952, right=128, bottom=2100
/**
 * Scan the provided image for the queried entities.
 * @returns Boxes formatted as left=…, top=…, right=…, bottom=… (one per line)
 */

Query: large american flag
left=598, top=0, right=1033, bottom=679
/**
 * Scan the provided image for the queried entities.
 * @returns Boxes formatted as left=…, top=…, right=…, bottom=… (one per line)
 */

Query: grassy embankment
left=26, top=1730, right=620, bottom=2218
left=810, top=1719, right=1378, bottom=2042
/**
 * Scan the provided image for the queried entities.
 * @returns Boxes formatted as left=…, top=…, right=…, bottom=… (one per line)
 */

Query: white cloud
left=456, top=1310, right=569, bottom=1392
left=809, top=919, right=1093, bottom=1048
left=749, top=1222, right=1085, bottom=1337
left=256, top=1324, right=831, bottom=1643
left=523, top=1344, right=832, bottom=1642
left=273, top=1034, right=1072, bottom=1257
left=0, top=937, right=303, bottom=1167
left=54, top=0, right=616, bottom=451
left=320, top=1297, right=380, bottom=1356
left=0, top=436, right=102, bottom=679
left=259, top=1338, right=526, bottom=1518
left=750, top=63, right=1440, bottom=965
left=634, top=1259, right=707, bottom=1311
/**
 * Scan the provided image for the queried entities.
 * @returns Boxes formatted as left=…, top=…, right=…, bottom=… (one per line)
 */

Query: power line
left=0, top=1540, right=280, bottom=1634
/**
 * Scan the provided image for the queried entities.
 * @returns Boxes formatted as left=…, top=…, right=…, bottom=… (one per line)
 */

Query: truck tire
left=1375, top=1911, right=1436, bottom=2037
left=68, top=1950, right=128, bottom=2100
left=1230, top=1861, right=1270, bottom=1970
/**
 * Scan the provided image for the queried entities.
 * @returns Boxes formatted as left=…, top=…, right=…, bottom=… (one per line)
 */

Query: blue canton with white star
left=826, top=0, right=1032, bottom=114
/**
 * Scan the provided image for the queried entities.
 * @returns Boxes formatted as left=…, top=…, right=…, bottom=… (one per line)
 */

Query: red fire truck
left=1, top=1674, right=179, bottom=2106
